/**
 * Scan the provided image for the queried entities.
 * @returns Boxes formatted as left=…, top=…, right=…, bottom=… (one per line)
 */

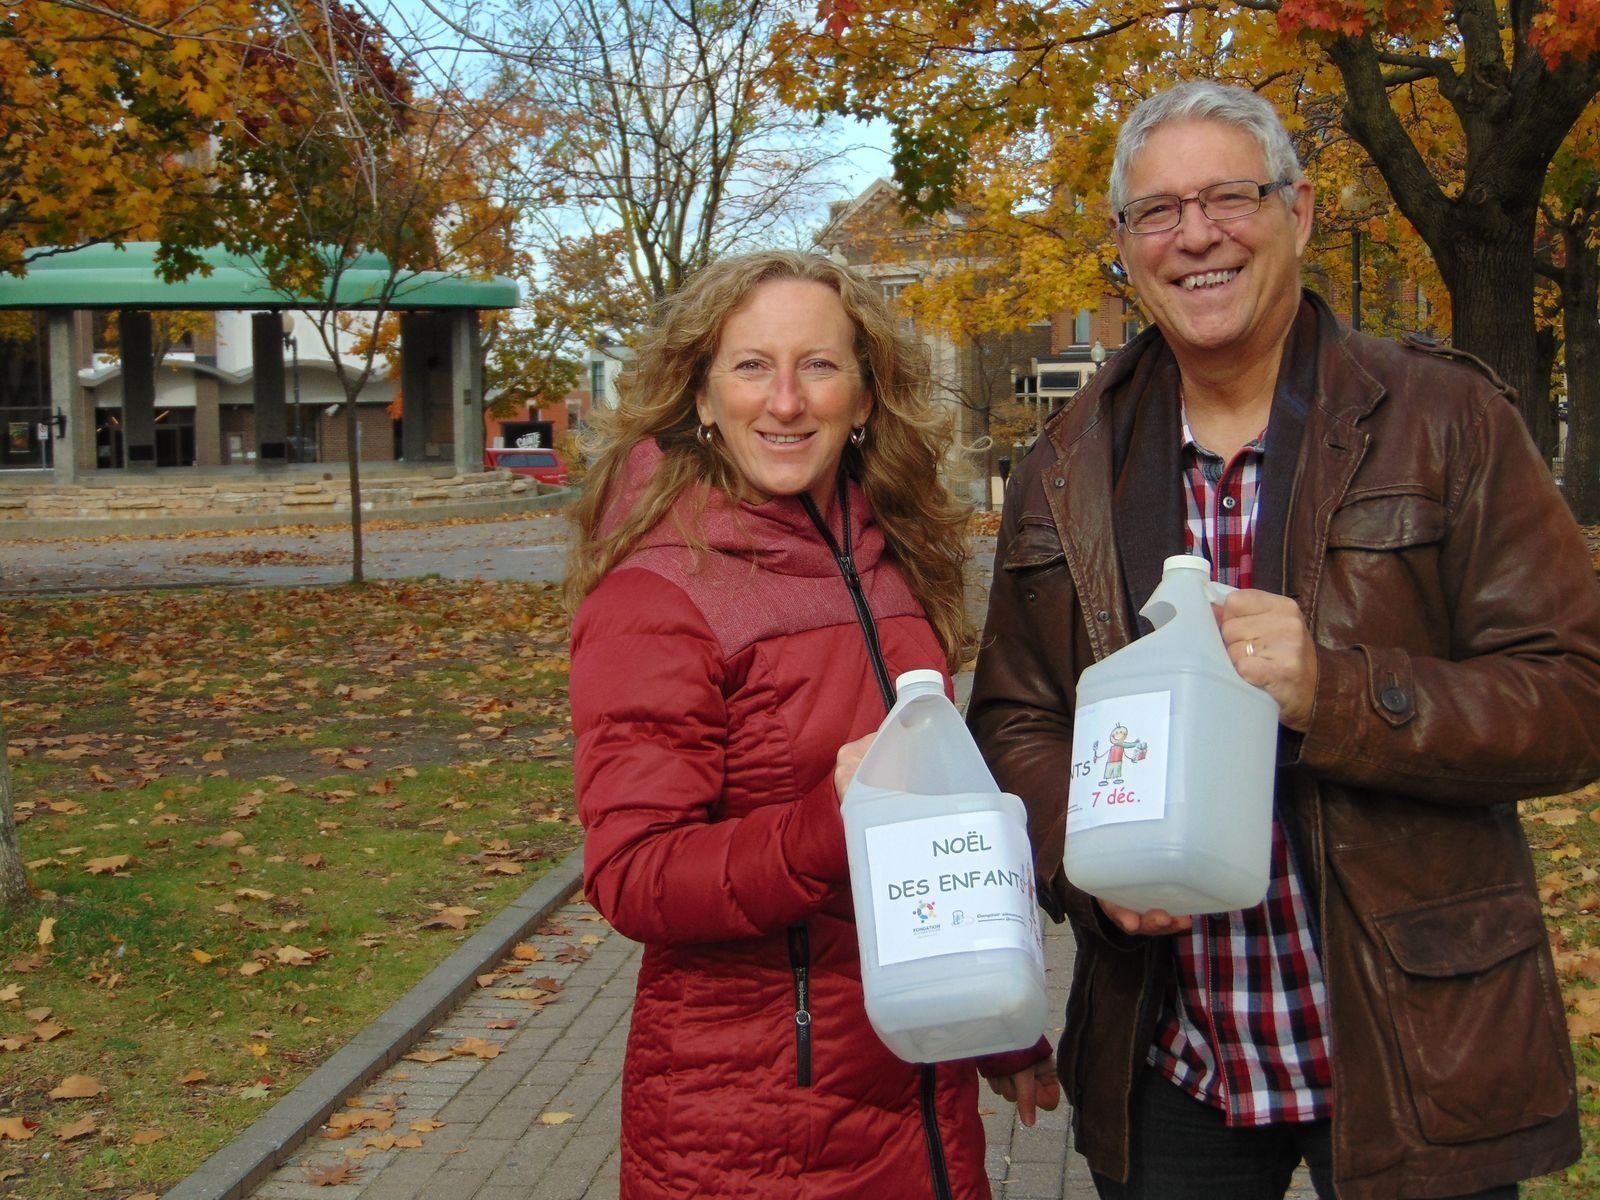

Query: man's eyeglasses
left=1118, top=180, right=1293, bottom=236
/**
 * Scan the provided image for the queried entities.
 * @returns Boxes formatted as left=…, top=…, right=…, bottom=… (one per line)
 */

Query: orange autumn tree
left=775, top=0, right=1600, bottom=457
left=0, top=1, right=286, bottom=277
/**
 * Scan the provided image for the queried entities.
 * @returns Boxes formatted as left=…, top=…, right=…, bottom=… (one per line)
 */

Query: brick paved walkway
left=240, top=900, right=1095, bottom=1200
left=239, top=898, right=1315, bottom=1200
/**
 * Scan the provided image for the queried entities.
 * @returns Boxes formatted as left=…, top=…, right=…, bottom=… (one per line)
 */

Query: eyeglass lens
left=1122, top=181, right=1274, bottom=234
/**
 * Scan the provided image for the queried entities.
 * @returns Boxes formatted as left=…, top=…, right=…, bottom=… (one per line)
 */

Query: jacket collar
left=1044, top=290, right=1386, bottom=629
left=616, top=438, right=887, bottom=581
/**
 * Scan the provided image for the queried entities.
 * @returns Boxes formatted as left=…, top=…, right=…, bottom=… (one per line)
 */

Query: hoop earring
left=849, top=426, right=866, bottom=447
left=696, top=423, right=715, bottom=446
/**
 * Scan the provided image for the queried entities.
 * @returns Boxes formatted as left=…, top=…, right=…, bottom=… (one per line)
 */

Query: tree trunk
left=1439, top=222, right=1556, bottom=457
left=0, top=716, right=32, bottom=911
left=346, top=399, right=365, bottom=585
left=1560, top=226, right=1600, bottom=525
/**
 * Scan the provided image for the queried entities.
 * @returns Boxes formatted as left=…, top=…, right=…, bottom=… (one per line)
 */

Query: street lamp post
left=280, top=312, right=304, bottom=462
left=1340, top=182, right=1377, bottom=334
left=1350, top=227, right=1363, bottom=333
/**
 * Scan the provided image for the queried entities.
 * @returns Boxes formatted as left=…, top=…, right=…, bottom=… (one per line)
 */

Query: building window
left=1014, top=373, right=1038, bottom=401
left=1123, top=316, right=1141, bottom=345
left=1040, top=371, right=1082, bottom=392
left=1073, top=309, right=1092, bottom=345
left=880, top=277, right=916, bottom=304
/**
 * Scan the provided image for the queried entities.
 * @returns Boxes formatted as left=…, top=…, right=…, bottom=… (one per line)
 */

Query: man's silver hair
left=1108, top=81, right=1304, bottom=215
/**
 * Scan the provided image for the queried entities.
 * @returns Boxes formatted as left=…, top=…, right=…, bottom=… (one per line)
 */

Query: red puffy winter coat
left=572, top=449, right=998, bottom=1200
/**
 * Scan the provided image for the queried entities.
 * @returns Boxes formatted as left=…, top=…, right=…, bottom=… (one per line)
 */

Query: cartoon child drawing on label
left=1094, top=723, right=1148, bottom=786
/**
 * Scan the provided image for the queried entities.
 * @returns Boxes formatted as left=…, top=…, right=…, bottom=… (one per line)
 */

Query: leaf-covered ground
left=1526, top=782, right=1600, bottom=1200
left=0, top=580, right=580, bottom=1200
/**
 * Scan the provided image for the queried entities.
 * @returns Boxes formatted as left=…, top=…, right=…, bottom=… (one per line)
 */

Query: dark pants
left=1090, top=1067, right=1518, bottom=1200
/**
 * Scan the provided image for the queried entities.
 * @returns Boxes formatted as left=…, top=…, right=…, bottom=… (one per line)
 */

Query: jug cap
left=894, top=668, right=945, bottom=695
left=1162, top=554, right=1211, bottom=574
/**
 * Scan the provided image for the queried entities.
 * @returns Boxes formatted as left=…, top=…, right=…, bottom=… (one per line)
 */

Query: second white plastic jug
left=1063, top=555, right=1278, bottom=916
left=842, top=669, right=1047, bottom=1064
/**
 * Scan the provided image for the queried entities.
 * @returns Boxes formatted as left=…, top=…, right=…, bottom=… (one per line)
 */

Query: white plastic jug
left=1063, top=554, right=1278, bottom=916
left=842, top=669, right=1048, bottom=1064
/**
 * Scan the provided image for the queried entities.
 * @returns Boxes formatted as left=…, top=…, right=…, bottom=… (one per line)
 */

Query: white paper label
left=1067, top=690, right=1172, bottom=834
left=862, top=809, right=1043, bottom=968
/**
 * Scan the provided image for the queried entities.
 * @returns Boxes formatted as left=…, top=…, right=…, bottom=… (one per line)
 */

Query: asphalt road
left=0, top=510, right=574, bottom=595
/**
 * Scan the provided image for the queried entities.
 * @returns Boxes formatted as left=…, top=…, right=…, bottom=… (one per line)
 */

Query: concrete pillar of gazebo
left=398, top=312, right=434, bottom=463
left=251, top=313, right=289, bottom=466
left=194, top=374, right=223, bottom=467
left=47, top=311, right=83, bottom=482
left=120, top=310, right=157, bottom=471
left=448, top=310, right=484, bottom=477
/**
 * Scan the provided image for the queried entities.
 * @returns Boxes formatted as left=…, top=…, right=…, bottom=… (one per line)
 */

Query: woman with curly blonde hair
left=566, top=249, right=971, bottom=667
left=567, top=249, right=1054, bottom=1199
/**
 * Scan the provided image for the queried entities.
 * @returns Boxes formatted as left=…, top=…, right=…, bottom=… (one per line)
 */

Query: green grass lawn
left=0, top=580, right=580, bottom=1200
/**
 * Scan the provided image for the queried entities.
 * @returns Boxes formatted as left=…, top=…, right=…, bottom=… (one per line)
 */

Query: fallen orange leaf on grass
left=55, top=1115, right=97, bottom=1141
left=131, top=1128, right=168, bottom=1145
left=47, top=1074, right=103, bottom=1100
left=0, top=1117, right=37, bottom=1141
left=83, top=855, right=132, bottom=875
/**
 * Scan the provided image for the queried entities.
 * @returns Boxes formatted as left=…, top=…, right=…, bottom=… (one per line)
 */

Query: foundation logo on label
left=913, top=900, right=937, bottom=923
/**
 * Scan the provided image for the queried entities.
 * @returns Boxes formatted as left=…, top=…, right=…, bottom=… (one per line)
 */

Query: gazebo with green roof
left=0, top=242, right=520, bottom=483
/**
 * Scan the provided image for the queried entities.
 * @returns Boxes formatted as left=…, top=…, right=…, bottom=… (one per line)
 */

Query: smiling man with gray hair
left=969, top=80, right=1600, bottom=1199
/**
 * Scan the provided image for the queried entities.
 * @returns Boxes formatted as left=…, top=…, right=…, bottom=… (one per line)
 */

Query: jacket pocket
left=1374, top=885, right=1572, bottom=1145
left=1326, top=489, right=1444, bottom=550
left=1000, top=521, right=1067, bottom=572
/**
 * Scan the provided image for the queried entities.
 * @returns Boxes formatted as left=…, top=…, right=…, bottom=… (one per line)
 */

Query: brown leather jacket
left=968, top=294, right=1600, bottom=1199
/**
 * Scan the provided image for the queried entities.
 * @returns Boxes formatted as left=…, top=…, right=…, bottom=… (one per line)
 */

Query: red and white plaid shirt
left=1145, top=415, right=1333, bottom=1127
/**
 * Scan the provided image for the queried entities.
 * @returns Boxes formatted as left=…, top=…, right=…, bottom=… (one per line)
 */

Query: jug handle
left=1203, top=580, right=1236, bottom=607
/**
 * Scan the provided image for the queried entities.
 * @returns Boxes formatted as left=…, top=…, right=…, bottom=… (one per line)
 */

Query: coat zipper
left=920, top=1066, right=955, bottom=1200
left=802, top=473, right=952, bottom=1200
left=788, top=924, right=813, bottom=1087
left=798, top=478, right=896, bottom=710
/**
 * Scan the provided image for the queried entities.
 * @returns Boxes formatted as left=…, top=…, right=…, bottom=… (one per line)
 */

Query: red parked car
left=484, top=446, right=571, bottom=486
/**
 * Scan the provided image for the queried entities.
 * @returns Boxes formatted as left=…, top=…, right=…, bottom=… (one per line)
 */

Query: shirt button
left=1380, top=686, right=1408, bottom=714
left=1095, top=610, right=1111, bottom=623
left=1222, top=496, right=1237, bottom=510
left=1053, top=477, right=1066, bottom=488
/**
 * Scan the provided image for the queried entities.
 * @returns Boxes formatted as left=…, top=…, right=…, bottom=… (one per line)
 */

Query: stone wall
left=0, top=467, right=548, bottom=527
